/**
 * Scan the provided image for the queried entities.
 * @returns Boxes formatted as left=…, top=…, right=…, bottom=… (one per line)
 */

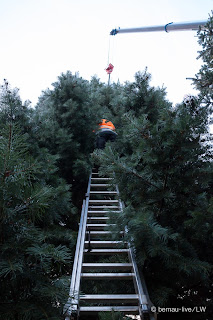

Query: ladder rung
left=84, top=241, right=125, bottom=248
left=89, top=199, right=119, bottom=202
left=86, top=230, right=123, bottom=234
left=90, top=191, right=117, bottom=195
left=89, top=200, right=119, bottom=205
left=79, top=294, right=138, bottom=302
left=82, top=263, right=132, bottom=270
left=91, top=184, right=112, bottom=187
left=91, top=178, right=112, bottom=180
left=86, top=223, right=109, bottom=226
left=88, top=210, right=121, bottom=214
left=86, top=231, right=124, bottom=239
left=87, top=213, right=119, bottom=217
left=87, top=223, right=115, bottom=226
left=79, top=306, right=139, bottom=313
left=81, top=273, right=134, bottom=279
left=84, top=248, right=129, bottom=255
left=87, top=217, right=109, bottom=222
left=88, top=211, right=121, bottom=217
left=91, top=177, right=112, bottom=180
left=86, top=224, right=116, bottom=231
left=88, top=206, right=120, bottom=210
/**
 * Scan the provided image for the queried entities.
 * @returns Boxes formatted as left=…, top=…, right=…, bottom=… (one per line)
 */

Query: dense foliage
left=0, top=11, right=212, bottom=320
left=193, top=11, right=213, bottom=108
left=0, top=81, right=76, bottom=320
left=94, top=14, right=213, bottom=320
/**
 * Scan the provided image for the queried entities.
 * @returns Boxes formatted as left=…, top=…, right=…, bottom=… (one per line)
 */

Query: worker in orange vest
left=96, top=119, right=117, bottom=149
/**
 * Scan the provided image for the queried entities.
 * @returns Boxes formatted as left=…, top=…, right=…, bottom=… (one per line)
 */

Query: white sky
left=0, top=0, right=212, bottom=106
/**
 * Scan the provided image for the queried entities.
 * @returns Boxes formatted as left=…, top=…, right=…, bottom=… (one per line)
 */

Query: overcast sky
left=0, top=0, right=212, bottom=106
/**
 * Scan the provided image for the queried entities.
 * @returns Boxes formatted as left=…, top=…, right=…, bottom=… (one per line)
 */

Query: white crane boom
left=110, top=20, right=207, bottom=35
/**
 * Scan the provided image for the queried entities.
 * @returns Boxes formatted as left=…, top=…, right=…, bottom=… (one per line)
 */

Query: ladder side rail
left=128, top=247, right=156, bottom=320
left=66, top=200, right=86, bottom=316
left=119, top=199, right=156, bottom=319
left=64, top=200, right=86, bottom=319
left=73, top=173, right=92, bottom=317
left=72, top=200, right=87, bottom=294
left=115, top=182, right=148, bottom=315
left=64, top=173, right=92, bottom=319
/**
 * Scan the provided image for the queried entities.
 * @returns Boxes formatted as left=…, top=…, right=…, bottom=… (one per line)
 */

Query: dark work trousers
left=96, top=129, right=117, bottom=149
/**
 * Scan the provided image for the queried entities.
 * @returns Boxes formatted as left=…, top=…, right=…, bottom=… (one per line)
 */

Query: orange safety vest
left=98, top=119, right=115, bottom=131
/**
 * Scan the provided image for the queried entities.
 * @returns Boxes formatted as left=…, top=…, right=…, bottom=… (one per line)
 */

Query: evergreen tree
left=0, top=81, right=76, bottom=320
left=34, top=72, right=98, bottom=209
left=34, top=72, right=126, bottom=212
left=94, top=54, right=213, bottom=318
left=193, top=11, right=213, bottom=109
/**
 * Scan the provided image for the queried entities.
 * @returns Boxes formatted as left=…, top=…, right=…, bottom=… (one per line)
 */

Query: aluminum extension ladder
left=64, top=168, right=156, bottom=320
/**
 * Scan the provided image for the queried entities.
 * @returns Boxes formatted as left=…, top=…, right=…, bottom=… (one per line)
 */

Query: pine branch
left=123, top=112, right=150, bottom=137
left=6, top=163, right=36, bottom=179
left=158, top=168, right=169, bottom=214
left=118, top=161, right=161, bottom=190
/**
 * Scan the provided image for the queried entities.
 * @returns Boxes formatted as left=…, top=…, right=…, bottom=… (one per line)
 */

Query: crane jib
left=110, top=20, right=207, bottom=35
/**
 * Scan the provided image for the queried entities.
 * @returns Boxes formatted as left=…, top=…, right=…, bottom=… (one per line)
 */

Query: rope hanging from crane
left=105, top=63, right=114, bottom=85
left=105, top=35, right=115, bottom=85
